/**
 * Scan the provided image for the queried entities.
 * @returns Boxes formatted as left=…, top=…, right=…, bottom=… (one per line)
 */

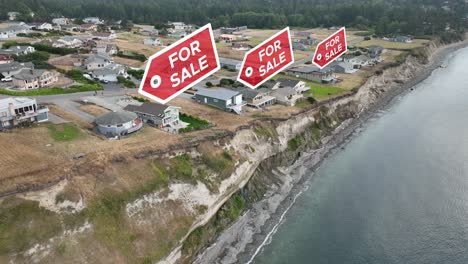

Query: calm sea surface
left=253, top=47, right=468, bottom=264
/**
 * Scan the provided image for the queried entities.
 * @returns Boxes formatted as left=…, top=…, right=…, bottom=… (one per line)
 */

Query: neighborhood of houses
left=0, top=13, right=415, bottom=139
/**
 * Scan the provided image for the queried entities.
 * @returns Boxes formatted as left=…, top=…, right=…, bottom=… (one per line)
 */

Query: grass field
left=47, top=123, right=85, bottom=142
left=0, top=84, right=102, bottom=96
left=273, top=74, right=346, bottom=100
left=356, top=39, right=429, bottom=50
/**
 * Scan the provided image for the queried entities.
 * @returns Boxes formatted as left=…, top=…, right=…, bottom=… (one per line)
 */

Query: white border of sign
left=312, top=27, right=347, bottom=69
left=237, top=27, right=295, bottom=90
left=138, top=23, right=220, bottom=104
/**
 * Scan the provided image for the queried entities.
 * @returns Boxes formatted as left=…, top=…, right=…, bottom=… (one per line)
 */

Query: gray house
left=0, top=97, right=49, bottom=129
left=276, top=78, right=309, bottom=93
left=330, top=61, right=357, bottom=74
left=219, top=57, right=242, bottom=71
left=237, top=88, right=276, bottom=108
left=124, top=102, right=180, bottom=128
left=367, top=45, right=384, bottom=58
left=94, top=111, right=143, bottom=137
left=271, top=87, right=303, bottom=106
left=194, top=88, right=245, bottom=114
left=286, top=66, right=335, bottom=83
left=0, top=62, right=34, bottom=77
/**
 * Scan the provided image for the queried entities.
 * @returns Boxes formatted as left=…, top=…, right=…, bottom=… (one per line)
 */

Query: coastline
left=193, top=39, right=468, bottom=264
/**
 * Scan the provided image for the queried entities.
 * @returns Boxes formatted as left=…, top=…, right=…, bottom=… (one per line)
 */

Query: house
left=237, top=88, right=276, bottom=108
left=367, top=45, right=384, bottom=58
left=0, top=46, right=35, bottom=56
left=292, top=42, right=308, bottom=51
left=0, top=24, right=31, bottom=39
left=220, top=26, right=247, bottom=34
left=52, top=17, right=70, bottom=25
left=38, top=23, right=54, bottom=31
left=91, top=64, right=127, bottom=82
left=194, top=88, right=245, bottom=114
left=391, top=36, right=413, bottom=43
left=271, top=87, right=303, bottom=106
left=139, top=27, right=159, bottom=36
left=0, top=97, right=49, bottom=129
left=232, top=42, right=250, bottom=51
left=330, top=61, right=357, bottom=74
left=219, top=57, right=242, bottom=71
left=7, top=12, right=19, bottom=21
left=348, top=55, right=376, bottom=67
left=167, top=22, right=192, bottom=31
left=124, top=102, right=180, bottom=128
left=0, top=54, right=13, bottom=64
left=276, top=78, right=309, bottom=93
left=94, top=111, right=143, bottom=137
left=62, top=24, right=78, bottom=32
left=83, top=17, right=103, bottom=24
left=58, top=36, right=84, bottom=48
left=294, top=31, right=313, bottom=38
left=92, top=32, right=116, bottom=41
left=36, top=39, right=65, bottom=48
left=0, top=62, right=34, bottom=77
left=286, top=66, right=336, bottom=84
left=12, top=69, right=58, bottom=90
left=219, top=34, right=236, bottom=43
left=79, top=23, right=98, bottom=32
left=84, top=54, right=112, bottom=71
left=95, top=44, right=119, bottom=55
left=168, top=32, right=187, bottom=38
left=144, top=38, right=162, bottom=46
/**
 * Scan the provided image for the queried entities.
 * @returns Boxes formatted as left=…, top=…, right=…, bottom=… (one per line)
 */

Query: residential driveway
left=54, top=100, right=95, bottom=122
left=47, top=113, right=69, bottom=124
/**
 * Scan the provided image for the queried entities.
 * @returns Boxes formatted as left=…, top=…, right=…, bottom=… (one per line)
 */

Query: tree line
left=0, top=0, right=466, bottom=37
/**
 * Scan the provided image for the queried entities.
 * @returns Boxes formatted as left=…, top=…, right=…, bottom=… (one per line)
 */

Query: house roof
left=0, top=97, right=36, bottom=109
left=271, top=87, right=297, bottom=97
left=94, top=111, right=138, bottom=126
left=238, top=88, right=270, bottom=99
left=12, top=69, right=47, bottom=81
left=124, top=102, right=170, bottom=118
left=93, top=32, right=114, bottom=37
left=219, top=57, right=242, bottom=66
left=92, top=64, right=124, bottom=76
left=288, top=66, right=331, bottom=74
left=0, top=46, right=33, bottom=55
left=85, top=54, right=111, bottom=64
left=196, top=88, right=240, bottom=100
left=0, top=62, right=34, bottom=73
left=276, top=78, right=300, bottom=88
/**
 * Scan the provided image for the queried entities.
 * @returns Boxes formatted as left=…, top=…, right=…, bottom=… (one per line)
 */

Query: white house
left=91, top=64, right=127, bottom=82
left=92, top=32, right=117, bottom=41
left=83, top=17, right=103, bottom=24
left=0, top=46, right=36, bottom=56
left=38, top=23, right=54, bottom=31
left=0, top=24, right=31, bottom=39
left=95, top=44, right=119, bottom=55
left=84, top=54, right=113, bottom=71
left=58, top=36, right=84, bottom=48
left=143, top=38, right=162, bottom=46
left=52, top=17, right=70, bottom=25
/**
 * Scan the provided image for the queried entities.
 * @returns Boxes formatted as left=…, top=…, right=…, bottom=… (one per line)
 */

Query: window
left=213, top=99, right=218, bottom=103
left=1, top=112, right=7, bottom=117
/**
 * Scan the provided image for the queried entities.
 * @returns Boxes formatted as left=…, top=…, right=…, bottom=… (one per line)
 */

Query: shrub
left=127, top=69, right=144, bottom=79
left=117, top=76, right=136, bottom=88
left=205, top=81, right=213, bottom=87
left=116, top=51, right=147, bottom=62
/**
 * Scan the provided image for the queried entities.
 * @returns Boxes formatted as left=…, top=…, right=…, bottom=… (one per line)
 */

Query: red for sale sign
left=139, top=24, right=220, bottom=104
left=237, top=27, right=294, bottom=89
left=312, top=27, right=347, bottom=69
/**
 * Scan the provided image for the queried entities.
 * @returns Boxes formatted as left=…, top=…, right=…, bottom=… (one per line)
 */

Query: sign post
left=139, top=24, right=220, bottom=104
left=312, top=27, right=347, bottom=69
left=237, top=27, right=294, bottom=89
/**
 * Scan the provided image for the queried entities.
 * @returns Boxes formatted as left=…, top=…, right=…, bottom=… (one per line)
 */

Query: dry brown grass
left=78, top=104, right=111, bottom=117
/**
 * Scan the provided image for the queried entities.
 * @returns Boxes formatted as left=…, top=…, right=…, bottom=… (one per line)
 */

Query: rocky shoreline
left=192, top=39, right=468, bottom=264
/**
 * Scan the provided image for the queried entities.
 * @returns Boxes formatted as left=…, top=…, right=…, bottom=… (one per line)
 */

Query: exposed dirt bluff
left=0, top=39, right=467, bottom=264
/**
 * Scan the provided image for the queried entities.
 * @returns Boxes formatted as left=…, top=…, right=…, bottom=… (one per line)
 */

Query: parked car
left=100, top=79, right=109, bottom=84
left=1, top=76, right=12, bottom=82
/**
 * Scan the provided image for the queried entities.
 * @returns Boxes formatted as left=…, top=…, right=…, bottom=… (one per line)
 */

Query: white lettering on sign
left=258, top=40, right=286, bottom=77
left=168, top=40, right=208, bottom=88
left=324, top=35, right=343, bottom=61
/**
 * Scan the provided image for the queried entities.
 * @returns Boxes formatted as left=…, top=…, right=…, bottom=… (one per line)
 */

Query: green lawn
left=47, top=123, right=85, bottom=142
left=272, top=74, right=346, bottom=100
left=179, top=113, right=211, bottom=133
left=0, top=84, right=103, bottom=96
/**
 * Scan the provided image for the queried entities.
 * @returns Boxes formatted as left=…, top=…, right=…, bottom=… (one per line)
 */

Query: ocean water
left=252, top=47, right=468, bottom=264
